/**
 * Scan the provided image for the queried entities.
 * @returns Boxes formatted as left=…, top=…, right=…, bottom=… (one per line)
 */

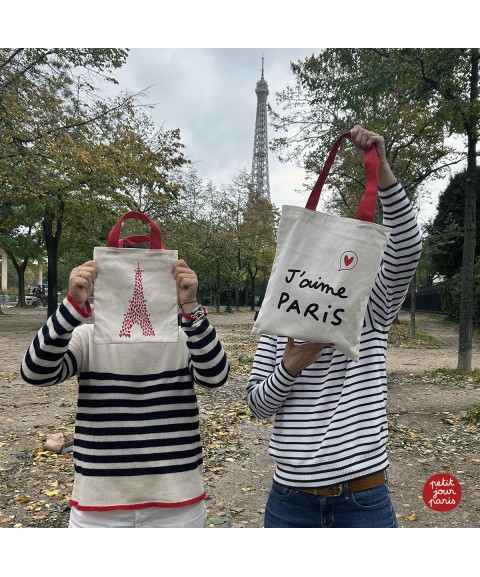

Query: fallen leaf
left=44, top=490, right=59, bottom=497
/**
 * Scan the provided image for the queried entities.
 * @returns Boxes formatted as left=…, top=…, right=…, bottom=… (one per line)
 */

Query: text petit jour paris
left=427, top=477, right=459, bottom=508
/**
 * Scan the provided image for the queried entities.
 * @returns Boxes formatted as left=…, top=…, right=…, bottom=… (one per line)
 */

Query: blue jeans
left=264, top=479, right=398, bottom=528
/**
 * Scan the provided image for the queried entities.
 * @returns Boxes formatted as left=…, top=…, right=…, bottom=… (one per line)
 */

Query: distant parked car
left=25, top=293, right=43, bottom=306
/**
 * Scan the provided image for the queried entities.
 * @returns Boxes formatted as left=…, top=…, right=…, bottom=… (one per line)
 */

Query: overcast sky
left=112, top=48, right=321, bottom=208
left=8, top=3, right=476, bottom=234
left=111, top=48, right=451, bottom=230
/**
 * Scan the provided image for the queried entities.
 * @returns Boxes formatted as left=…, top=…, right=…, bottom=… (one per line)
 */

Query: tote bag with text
left=252, top=132, right=391, bottom=362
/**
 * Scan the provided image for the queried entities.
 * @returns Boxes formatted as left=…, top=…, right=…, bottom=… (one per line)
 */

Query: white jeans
left=68, top=501, right=206, bottom=528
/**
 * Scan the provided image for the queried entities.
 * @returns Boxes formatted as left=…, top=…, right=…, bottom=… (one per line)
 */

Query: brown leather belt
left=294, top=470, right=386, bottom=497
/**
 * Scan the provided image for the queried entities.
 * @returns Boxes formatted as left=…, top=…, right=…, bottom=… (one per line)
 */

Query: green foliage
left=1, top=48, right=189, bottom=313
left=439, top=261, right=480, bottom=326
left=270, top=48, right=471, bottom=221
left=425, top=167, right=480, bottom=277
left=415, top=237, right=441, bottom=286
left=462, top=403, right=480, bottom=426
left=425, top=367, right=463, bottom=379
left=154, top=167, right=278, bottom=308
left=439, top=275, right=462, bottom=322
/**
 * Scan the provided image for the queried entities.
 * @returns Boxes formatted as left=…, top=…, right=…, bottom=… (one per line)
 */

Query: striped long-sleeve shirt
left=246, top=181, right=422, bottom=487
left=21, top=295, right=229, bottom=511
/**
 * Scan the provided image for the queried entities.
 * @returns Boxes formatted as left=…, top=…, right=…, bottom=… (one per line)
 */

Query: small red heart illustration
left=344, top=255, right=354, bottom=267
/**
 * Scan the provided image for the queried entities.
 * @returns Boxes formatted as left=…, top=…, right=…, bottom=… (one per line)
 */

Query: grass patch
left=440, top=318, right=480, bottom=342
left=462, top=403, right=480, bottom=426
left=424, top=367, right=480, bottom=380
left=388, top=321, right=443, bottom=348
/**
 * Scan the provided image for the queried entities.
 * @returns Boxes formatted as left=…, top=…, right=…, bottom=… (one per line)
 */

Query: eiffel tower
left=119, top=262, right=156, bottom=338
left=251, top=56, right=270, bottom=200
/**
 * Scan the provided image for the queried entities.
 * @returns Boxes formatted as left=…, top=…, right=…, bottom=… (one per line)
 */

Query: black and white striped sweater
left=21, top=297, right=229, bottom=511
left=246, top=182, right=422, bottom=487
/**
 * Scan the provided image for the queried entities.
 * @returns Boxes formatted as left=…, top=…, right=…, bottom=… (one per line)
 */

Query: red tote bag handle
left=106, top=210, right=164, bottom=249
left=305, top=131, right=380, bottom=222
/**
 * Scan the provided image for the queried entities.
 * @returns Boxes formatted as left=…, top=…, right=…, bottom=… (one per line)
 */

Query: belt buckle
left=331, top=483, right=343, bottom=497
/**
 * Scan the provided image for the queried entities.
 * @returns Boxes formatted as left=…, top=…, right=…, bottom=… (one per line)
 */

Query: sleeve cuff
left=280, top=360, right=300, bottom=380
left=378, top=180, right=400, bottom=193
left=66, top=293, right=92, bottom=318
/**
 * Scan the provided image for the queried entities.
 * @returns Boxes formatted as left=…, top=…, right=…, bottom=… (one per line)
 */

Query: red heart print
left=344, top=255, right=354, bottom=267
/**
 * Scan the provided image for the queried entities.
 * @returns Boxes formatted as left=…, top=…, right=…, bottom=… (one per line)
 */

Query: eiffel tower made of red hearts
left=119, top=262, right=156, bottom=338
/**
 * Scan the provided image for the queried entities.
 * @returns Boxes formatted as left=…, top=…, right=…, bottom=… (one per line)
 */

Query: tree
left=0, top=193, right=44, bottom=305
left=1, top=49, right=128, bottom=312
left=426, top=167, right=480, bottom=277
left=271, top=50, right=460, bottom=215
left=270, top=48, right=478, bottom=373
left=1, top=49, right=189, bottom=316
left=241, top=188, right=278, bottom=310
left=159, top=166, right=220, bottom=305
left=162, top=167, right=279, bottom=311
left=415, top=235, right=443, bottom=287
left=209, top=170, right=279, bottom=311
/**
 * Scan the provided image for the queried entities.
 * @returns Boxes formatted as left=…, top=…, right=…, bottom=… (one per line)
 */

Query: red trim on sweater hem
left=66, top=293, right=92, bottom=318
left=69, top=492, right=206, bottom=512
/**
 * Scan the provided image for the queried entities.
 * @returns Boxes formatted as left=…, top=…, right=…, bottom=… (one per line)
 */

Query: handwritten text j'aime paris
left=276, top=269, right=349, bottom=326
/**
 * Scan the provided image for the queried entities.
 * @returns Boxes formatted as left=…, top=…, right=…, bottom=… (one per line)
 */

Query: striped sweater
left=246, top=182, right=422, bottom=487
left=21, top=296, right=229, bottom=511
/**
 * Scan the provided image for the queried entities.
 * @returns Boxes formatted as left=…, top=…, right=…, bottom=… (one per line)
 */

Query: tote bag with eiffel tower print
left=93, top=211, right=179, bottom=344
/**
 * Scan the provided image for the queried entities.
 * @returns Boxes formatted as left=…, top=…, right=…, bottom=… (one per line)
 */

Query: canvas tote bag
left=93, top=211, right=179, bottom=344
left=252, top=131, right=391, bottom=362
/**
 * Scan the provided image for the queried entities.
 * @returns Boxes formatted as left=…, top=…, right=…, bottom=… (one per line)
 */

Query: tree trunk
left=45, top=239, right=59, bottom=318
left=248, top=269, right=257, bottom=311
left=234, top=281, right=240, bottom=311
left=235, top=249, right=242, bottom=310
left=457, top=50, right=478, bottom=374
left=409, top=271, right=417, bottom=338
left=215, top=257, right=221, bottom=313
left=6, top=252, right=28, bottom=307
left=43, top=202, right=64, bottom=318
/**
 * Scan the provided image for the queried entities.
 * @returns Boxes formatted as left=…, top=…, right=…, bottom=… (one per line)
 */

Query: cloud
left=113, top=48, right=319, bottom=209
left=111, top=48, right=450, bottom=227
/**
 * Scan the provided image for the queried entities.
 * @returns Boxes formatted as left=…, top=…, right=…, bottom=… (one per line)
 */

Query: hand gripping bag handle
left=305, top=131, right=380, bottom=222
left=106, top=210, right=165, bottom=249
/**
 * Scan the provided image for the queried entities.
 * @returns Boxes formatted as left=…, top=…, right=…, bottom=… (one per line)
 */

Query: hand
left=349, top=125, right=387, bottom=163
left=349, top=125, right=395, bottom=188
left=282, top=337, right=333, bottom=375
left=68, top=261, right=97, bottom=307
left=171, top=259, right=198, bottom=308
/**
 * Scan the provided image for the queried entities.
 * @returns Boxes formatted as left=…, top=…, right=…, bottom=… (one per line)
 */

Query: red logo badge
left=422, top=473, right=462, bottom=512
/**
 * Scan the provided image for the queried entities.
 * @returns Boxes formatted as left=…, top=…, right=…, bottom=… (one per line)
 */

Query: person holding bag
left=246, top=125, right=422, bottom=528
left=21, top=223, right=230, bottom=528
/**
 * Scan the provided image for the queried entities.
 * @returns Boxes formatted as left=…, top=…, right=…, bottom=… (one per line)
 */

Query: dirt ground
left=0, top=306, right=479, bottom=529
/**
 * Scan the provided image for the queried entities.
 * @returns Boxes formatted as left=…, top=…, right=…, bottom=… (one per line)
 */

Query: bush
left=439, top=261, right=480, bottom=326
left=462, top=403, right=480, bottom=426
